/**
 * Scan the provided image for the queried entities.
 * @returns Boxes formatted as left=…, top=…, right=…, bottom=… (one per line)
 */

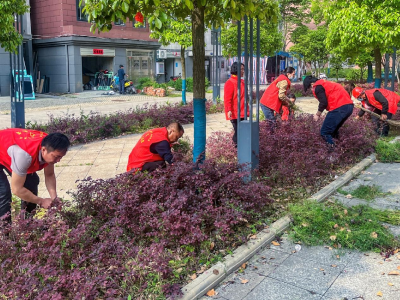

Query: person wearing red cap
left=224, top=62, right=248, bottom=147
left=303, top=76, right=354, bottom=149
left=0, top=129, right=70, bottom=222
left=353, top=87, right=400, bottom=136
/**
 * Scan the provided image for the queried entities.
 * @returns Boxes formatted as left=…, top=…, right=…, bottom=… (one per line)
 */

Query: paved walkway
left=203, top=163, right=400, bottom=300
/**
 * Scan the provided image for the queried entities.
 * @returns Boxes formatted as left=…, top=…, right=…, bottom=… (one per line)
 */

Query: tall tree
left=279, top=0, right=311, bottom=51
left=0, top=0, right=29, bottom=53
left=150, top=17, right=192, bottom=104
left=221, top=21, right=282, bottom=58
left=290, top=26, right=329, bottom=75
left=314, top=0, right=400, bottom=87
left=84, top=0, right=279, bottom=162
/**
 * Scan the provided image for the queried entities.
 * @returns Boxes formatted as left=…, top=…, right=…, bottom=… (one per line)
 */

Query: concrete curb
left=309, top=153, right=376, bottom=203
left=179, top=153, right=376, bottom=299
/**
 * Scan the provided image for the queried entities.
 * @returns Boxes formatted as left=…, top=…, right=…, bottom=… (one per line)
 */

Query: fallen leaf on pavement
left=397, top=266, right=400, bottom=270
left=388, top=282, right=394, bottom=286
left=240, top=278, right=249, bottom=284
left=190, top=273, right=197, bottom=280
left=197, top=266, right=206, bottom=274
left=213, top=269, right=219, bottom=275
left=345, top=194, right=352, bottom=199
left=320, top=268, right=324, bottom=271
left=377, top=291, right=383, bottom=297
left=388, top=271, right=400, bottom=275
left=206, top=289, right=216, bottom=297
left=271, top=241, right=280, bottom=246
left=370, top=232, right=378, bottom=239
left=241, top=263, right=247, bottom=269
left=331, top=264, right=337, bottom=268
left=250, top=235, right=257, bottom=239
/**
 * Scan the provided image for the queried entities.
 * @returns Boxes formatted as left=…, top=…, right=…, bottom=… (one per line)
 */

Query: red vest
left=260, top=74, right=291, bottom=112
left=364, top=89, right=400, bottom=114
left=312, top=80, right=353, bottom=111
left=0, top=129, right=48, bottom=174
left=127, top=127, right=171, bottom=171
left=223, top=75, right=247, bottom=120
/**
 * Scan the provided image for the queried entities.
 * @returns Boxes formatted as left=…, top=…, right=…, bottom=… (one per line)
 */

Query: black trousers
left=142, top=161, right=166, bottom=173
left=230, top=118, right=244, bottom=147
left=0, top=166, right=39, bottom=222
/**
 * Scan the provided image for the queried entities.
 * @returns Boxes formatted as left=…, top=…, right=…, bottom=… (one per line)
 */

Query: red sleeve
left=224, top=79, right=234, bottom=113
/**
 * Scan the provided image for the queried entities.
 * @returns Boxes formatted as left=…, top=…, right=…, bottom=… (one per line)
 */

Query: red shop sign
left=93, top=49, right=104, bottom=55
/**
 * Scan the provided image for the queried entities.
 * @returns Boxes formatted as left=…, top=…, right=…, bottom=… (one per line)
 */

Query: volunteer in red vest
left=224, top=62, right=247, bottom=147
left=0, top=129, right=70, bottom=222
left=127, top=122, right=184, bottom=173
left=303, top=76, right=354, bottom=148
left=353, top=87, right=400, bottom=136
left=260, top=67, right=296, bottom=125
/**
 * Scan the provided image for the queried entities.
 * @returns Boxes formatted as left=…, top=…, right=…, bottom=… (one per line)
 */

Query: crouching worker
left=303, top=76, right=354, bottom=149
left=281, top=93, right=296, bottom=121
left=0, top=129, right=70, bottom=223
left=127, top=122, right=184, bottom=173
left=353, top=87, right=400, bottom=137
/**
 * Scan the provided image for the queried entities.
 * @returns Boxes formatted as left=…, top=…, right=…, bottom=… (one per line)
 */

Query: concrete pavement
left=203, top=162, right=400, bottom=300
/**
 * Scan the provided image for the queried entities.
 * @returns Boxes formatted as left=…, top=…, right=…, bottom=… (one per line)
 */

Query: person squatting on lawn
left=303, top=76, right=354, bottom=149
left=353, top=87, right=400, bottom=137
left=260, top=67, right=296, bottom=126
left=127, top=122, right=184, bottom=173
left=280, top=93, right=296, bottom=121
left=0, top=129, right=70, bottom=223
left=223, top=62, right=249, bottom=147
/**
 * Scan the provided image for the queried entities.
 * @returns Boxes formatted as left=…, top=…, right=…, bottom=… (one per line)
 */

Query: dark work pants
left=119, top=79, right=125, bottom=94
left=142, top=161, right=166, bottom=173
left=0, top=166, right=39, bottom=222
left=320, top=104, right=354, bottom=145
left=371, top=111, right=392, bottom=136
left=230, top=118, right=244, bottom=148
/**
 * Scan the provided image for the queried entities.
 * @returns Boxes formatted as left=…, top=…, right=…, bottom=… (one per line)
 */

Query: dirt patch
left=295, top=97, right=319, bottom=115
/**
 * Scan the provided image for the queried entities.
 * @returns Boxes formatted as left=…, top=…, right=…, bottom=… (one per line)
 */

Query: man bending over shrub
left=0, top=129, right=70, bottom=222
left=127, top=122, right=184, bottom=173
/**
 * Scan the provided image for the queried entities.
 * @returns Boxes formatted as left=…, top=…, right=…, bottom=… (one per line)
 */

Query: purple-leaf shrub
left=27, top=101, right=224, bottom=145
left=206, top=111, right=376, bottom=188
left=0, top=160, right=272, bottom=299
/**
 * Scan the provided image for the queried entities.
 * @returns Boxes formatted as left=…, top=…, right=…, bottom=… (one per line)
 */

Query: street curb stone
left=179, top=153, right=376, bottom=299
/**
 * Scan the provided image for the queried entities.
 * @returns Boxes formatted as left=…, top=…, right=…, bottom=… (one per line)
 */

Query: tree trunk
left=374, top=48, right=382, bottom=87
left=191, top=4, right=206, bottom=162
left=181, top=46, right=187, bottom=105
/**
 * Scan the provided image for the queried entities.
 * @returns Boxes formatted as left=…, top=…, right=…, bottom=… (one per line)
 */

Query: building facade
left=30, top=0, right=160, bottom=93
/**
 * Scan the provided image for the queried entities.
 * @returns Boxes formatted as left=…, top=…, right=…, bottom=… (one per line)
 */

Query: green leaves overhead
left=0, top=0, right=29, bottom=53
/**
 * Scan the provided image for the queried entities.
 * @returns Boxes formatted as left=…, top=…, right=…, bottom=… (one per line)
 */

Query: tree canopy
left=221, top=21, right=283, bottom=58
left=0, top=0, right=29, bottom=53
left=313, top=0, right=400, bottom=82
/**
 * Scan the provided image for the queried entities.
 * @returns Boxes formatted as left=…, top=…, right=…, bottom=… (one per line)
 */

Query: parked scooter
left=110, top=75, right=137, bottom=94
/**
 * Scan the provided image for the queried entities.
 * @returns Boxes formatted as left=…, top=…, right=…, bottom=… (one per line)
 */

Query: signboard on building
left=93, top=49, right=104, bottom=55
left=80, top=48, right=115, bottom=57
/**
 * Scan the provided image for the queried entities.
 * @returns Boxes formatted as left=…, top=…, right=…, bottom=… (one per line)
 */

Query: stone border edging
left=179, top=153, right=376, bottom=300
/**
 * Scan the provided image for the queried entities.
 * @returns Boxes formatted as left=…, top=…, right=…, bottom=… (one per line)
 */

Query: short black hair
left=231, top=62, right=245, bottom=75
left=168, top=122, right=184, bottom=133
left=41, top=133, right=70, bottom=152
left=119, top=65, right=124, bottom=68
left=303, top=75, right=318, bottom=92
left=287, top=93, right=296, bottom=99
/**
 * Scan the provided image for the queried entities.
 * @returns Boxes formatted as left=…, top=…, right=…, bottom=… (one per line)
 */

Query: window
left=133, top=20, right=146, bottom=28
left=115, top=19, right=125, bottom=26
left=76, top=0, right=88, bottom=21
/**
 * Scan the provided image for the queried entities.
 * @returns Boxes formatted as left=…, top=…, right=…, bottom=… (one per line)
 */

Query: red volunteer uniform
left=312, top=80, right=353, bottom=111
left=0, top=129, right=48, bottom=173
left=127, top=127, right=171, bottom=171
left=364, top=89, right=400, bottom=114
left=260, top=74, right=291, bottom=113
left=224, top=75, right=247, bottom=120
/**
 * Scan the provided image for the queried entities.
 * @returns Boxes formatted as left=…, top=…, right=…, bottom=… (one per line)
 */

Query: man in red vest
left=224, top=62, right=247, bottom=147
left=0, top=129, right=70, bottom=222
left=303, top=76, right=354, bottom=148
left=353, top=87, right=400, bottom=136
left=260, top=67, right=296, bottom=125
left=127, top=122, right=184, bottom=173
